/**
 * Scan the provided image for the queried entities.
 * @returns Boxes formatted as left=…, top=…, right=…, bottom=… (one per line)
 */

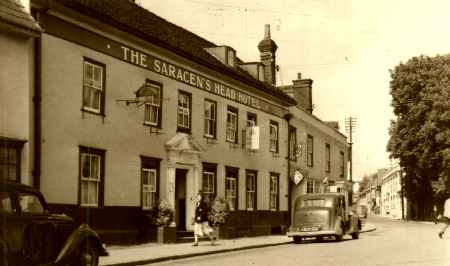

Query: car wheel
left=351, top=232, right=359, bottom=239
left=77, top=240, right=99, bottom=266
left=293, top=236, right=302, bottom=244
left=316, top=236, right=323, bottom=242
left=335, top=234, right=343, bottom=242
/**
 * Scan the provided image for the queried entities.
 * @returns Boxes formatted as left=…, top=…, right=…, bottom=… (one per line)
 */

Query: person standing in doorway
left=193, top=191, right=215, bottom=246
left=438, top=193, right=450, bottom=239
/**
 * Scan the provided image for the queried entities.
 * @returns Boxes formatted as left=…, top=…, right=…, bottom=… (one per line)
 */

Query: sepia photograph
left=1, top=0, right=450, bottom=265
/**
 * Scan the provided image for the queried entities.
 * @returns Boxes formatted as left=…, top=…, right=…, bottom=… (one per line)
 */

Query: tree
left=388, top=55, right=450, bottom=219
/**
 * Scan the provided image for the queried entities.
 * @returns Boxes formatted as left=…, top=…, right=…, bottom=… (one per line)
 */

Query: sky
left=140, top=0, right=450, bottom=179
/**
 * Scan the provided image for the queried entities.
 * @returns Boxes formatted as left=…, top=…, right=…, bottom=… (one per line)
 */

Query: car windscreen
left=300, top=198, right=334, bottom=208
left=18, top=192, right=45, bottom=214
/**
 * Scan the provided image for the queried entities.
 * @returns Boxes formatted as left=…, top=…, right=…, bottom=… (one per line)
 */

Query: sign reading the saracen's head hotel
left=40, top=13, right=285, bottom=117
left=119, top=45, right=281, bottom=115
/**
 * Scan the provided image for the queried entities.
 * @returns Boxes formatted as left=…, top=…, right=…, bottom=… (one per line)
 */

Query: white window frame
left=142, top=168, right=157, bottom=210
left=202, top=171, right=215, bottom=200
left=246, top=172, right=256, bottom=211
left=269, top=174, right=279, bottom=211
left=226, top=108, right=238, bottom=142
left=83, top=60, right=104, bottom=113
left=225, top=177, right=237, bottom=211
left=80, top=153, right=101, bottom=207
left=269, top=122, right=278, bottom=152
left=204, top=100, right=216, bottom=138
left=144, top=84, right=161, bottom=126
left=177, top=92, right=190, bottom=131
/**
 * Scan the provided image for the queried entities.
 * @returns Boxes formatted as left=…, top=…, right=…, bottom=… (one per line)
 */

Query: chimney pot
left=264, top=24, right=271, bottom=39
left=297, top=73, right=302, bottom=80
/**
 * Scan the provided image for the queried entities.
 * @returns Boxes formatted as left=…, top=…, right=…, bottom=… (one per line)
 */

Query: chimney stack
left=258, top=24, right=278, bottom=85
left=291, top=73, right=313, bottom=113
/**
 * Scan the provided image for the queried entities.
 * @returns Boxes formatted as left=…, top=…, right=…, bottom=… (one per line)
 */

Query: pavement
left=99, top=222, right=376, bottom=266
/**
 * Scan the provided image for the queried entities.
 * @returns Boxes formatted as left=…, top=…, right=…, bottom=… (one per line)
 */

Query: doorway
left=175, top=168, right=187, bottom=230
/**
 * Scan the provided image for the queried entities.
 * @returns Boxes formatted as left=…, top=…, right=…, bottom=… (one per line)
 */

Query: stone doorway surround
left=165, top=133, right=204, bottom=231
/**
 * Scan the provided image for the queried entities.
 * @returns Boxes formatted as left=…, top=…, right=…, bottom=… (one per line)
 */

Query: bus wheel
left=293, top=236, right=302, bottom=244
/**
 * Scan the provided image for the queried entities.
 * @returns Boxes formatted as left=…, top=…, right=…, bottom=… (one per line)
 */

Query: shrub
left=153, top=200, right=174, bottom=227
left=208, top=197, right=230, bottom=226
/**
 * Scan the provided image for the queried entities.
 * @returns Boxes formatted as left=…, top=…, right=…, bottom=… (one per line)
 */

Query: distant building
left=380, top=166, right=407, bottom=219
left=0, top=0, right=41, bottom=185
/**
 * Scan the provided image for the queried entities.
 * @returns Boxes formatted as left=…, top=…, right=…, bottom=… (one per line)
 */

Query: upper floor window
left=340, top=151, right=345, bottom=177
left=246, top=170, right=257, bottom=211
left=143, top=81, right=162, bottom=127
left=226, top=106, right=238, bottom=143
left=247, top=113, right=257, bottom=127
left=289, top=126, right=297, bottom=161
left=204, top=100, right=217, bottom=138
left=269, top=173, right=279, bottom=211
left=269, top=121, right=279, bottom=153
left=83, top=58, right=105, bottom=114
left=325, top=143, right=331, bottom=172
left=307, top=134, right=314, bottom=167
left=79, top=146, right=105, bottom=207
left=177, top=91, right=191, bottom=133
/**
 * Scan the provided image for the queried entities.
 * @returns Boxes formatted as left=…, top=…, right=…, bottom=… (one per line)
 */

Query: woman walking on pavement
left=438, top=192, right=450, bottom=239
left=193, top=191, right=215, bottom=246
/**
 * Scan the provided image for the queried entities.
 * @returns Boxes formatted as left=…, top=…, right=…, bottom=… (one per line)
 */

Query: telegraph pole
left=345, top=117, right=357, bottom=204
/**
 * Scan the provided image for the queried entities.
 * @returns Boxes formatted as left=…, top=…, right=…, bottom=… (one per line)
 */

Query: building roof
left=47, top=0, right=296, bottom=105
left=0, top=0, right=42, bottom=34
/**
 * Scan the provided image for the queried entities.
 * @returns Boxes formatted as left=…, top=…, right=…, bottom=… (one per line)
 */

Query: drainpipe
left=283, top=113, right=293, bottom=226
left=33, top=11, right=42, bottom=190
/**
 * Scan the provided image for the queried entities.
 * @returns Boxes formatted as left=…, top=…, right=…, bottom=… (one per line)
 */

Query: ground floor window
left=306, top=179, right=322, bottom=194
left=269, top=173, right=279, bottom=211
left=0, top=138, right=25, bottom=182
left=202, top=162, right=217, bottom=203
left=79, top=146, right=105, bottom=207
left=225, top=166, right=239, bottom=211
left=142, top=168, right=157, bottom=210
left=246, top=170, right=257, bottom=211
left=141, top=156, right=160, bottom=210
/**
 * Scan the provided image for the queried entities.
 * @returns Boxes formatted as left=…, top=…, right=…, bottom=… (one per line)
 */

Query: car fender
left=347, top=215, right=360, bottom=234
left=333, top=216, right=344, bottom=235
left=54, top=223, right=108, bottom=264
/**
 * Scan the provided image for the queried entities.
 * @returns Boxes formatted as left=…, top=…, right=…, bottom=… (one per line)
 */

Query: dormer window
left=227, top=48, right=235, bottom=67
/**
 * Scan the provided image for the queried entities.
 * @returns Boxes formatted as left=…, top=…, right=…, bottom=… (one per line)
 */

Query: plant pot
left=214, top=224, right=227, bottom=240
left=157, top=226, right=176, bottom=244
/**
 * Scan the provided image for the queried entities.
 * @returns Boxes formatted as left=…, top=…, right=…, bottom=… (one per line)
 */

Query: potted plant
left=153, top=200, right=176, bottom=243
left=208, top=197, right=230, bottom=239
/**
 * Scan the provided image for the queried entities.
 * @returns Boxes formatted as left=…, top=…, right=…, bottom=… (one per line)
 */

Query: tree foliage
left=388, top=55, right=450, bottom=218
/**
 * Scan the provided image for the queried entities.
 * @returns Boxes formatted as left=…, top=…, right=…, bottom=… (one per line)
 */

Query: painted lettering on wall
left=119, top=44, right=278, bottom=114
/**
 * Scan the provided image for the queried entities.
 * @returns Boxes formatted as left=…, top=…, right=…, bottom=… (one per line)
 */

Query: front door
left=175, top=169, right=187, bottom=230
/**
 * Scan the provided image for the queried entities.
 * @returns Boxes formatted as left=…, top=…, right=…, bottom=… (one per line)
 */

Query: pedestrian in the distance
left=438, top=193, right=450, bottom=239
left=193, top=191, right=215, bottom=246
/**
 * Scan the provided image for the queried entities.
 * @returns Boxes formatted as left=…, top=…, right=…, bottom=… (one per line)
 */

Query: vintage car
left=287, top=193, right=361, bottom=243
left=0, top=181, right=108, bottom=266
